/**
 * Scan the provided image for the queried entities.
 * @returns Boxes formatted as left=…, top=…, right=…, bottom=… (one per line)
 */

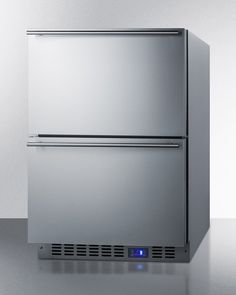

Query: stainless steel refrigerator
left=27, top=29, right=209, bottom=262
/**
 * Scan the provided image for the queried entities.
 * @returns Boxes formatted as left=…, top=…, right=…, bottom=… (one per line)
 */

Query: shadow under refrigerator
left=27, top=29, right=209, bottom=262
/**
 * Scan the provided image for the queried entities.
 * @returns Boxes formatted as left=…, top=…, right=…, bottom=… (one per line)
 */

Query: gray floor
left=0, top=219, right=235, bottom=295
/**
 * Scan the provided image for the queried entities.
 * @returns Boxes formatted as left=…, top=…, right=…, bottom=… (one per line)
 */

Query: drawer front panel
left=28, top=139, right=186, bottom=246
left=28, top=32, right=186, bottom=136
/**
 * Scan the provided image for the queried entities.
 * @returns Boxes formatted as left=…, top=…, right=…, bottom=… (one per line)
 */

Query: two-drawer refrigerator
left=27, top=29, right=209, bottom=262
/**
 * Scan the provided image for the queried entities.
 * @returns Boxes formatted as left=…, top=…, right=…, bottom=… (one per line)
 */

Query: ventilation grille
left=152, top=246, right=175, bottom=259
left=89, top=245, right=99, bottom=257
left=51, top=244, right=125, bottom=258
left=101, top=245, right=112, bottom=257
left=51, top=244, right=62, bottom=256
left=51, top=244, right=175, bottom=259
left=76, top=244, right=87, bottom=256
left=114, top=245, right=124, bottom=257
left=164, top=247, right=175, bottom=259
left=64, top=244, right=74, bottom=256
left=152, top=246, right=163, bottom=258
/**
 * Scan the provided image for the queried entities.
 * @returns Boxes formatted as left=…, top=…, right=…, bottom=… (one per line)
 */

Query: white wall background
left=0, top=0, right=235, bottom=218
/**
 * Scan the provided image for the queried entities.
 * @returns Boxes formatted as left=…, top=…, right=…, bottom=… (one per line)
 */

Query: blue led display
left=128, top=248, right=148, bottom=258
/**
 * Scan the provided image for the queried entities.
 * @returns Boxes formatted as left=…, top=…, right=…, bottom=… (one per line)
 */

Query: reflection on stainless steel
left=5, top=219, right=236, bottom=295
left=27, top=29, right=209, bottom=263
left=36, top=233, right=209, bottom=294
left=28, top=32, right=186, bottom=136
left=28, top=138, right=186, bottom=246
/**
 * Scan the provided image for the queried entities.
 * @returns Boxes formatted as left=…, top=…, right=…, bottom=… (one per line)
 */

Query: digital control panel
left=128, top=248, right=148, bottom=258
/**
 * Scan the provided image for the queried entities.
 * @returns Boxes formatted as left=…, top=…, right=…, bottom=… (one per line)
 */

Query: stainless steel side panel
left=28, top=31, right=186, bottom=136
left=187, top=31, right=210, bottom=258
left=28, top=138, right=186, bottom=246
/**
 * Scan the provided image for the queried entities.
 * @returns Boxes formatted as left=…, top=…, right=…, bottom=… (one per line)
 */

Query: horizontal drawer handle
left=27, top=142, right=180, bottom=148
left=27, top=30, right=181, bottom=36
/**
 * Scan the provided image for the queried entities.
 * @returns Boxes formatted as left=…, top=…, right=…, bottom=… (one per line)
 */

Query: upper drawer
left=28, top=31, right=187, bottom=136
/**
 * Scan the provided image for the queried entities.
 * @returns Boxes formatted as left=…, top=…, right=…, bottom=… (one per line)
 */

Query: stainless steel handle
left=27, top=142, right=180, bottom=148
left=27, top=30, right=181, bottom=36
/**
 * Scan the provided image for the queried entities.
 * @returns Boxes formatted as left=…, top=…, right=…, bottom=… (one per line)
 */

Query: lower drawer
left=28, top=138, right=186, bottom=246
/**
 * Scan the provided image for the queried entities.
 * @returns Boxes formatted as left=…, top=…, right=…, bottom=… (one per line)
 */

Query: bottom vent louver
left=76, top=244, right=87, bottom=256
left=164, top=247, right=175, bottom=259
left=152, top=246, right=163, bottom=258
left=114, top=246, right=124, bottom=257
left=50, top=244, right=177, bottom=260
left=101, top=245, right=112, bottom=257
left=88, top=245, right=99, bottom=256
left=51, top=244, right=62, bottom=256
left=51, top=244, right=125, bottom=258
left=64, top=244, right=74, bottom=256
left=151, top=246, right=176, bottom=259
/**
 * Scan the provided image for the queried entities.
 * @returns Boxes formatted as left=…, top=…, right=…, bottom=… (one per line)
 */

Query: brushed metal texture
left=28, top=138, right=186, bottom=246
left=28, top=31, right=186, bottom=136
